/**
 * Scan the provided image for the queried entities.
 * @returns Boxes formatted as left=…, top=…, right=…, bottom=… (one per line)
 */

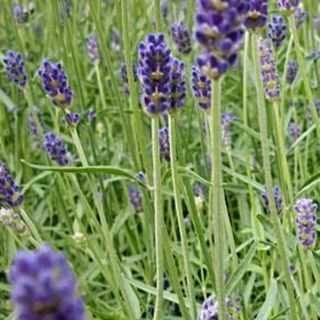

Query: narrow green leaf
left=255, top=280, right=277, bottom=320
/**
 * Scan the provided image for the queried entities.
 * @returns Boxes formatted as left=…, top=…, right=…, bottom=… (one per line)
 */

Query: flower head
left=276, top=0, right=300, bottom=13
left=195, top=0, right=250, bottom=79
left=111, top=27, right=121, bottom=53
left=259, top=38, right=281, bottom=101
left=294, top=198, right=317, bottom=248
left=138, top=33, right=171, bottom=115
left=171, top=22, right=192, bottom=55
left=288, top=122, right=301, bottom=141
left=86, top=35, right=100, bottom=64
left=159, top=127, right=170, bottom=162
left=0, top=163, right=24, bottom=208
left=3, top=50, right=27, bottom=87
left=286, top=60, right=298, bottom=85
left=268, top=16, right=287, bottom=49
left=128, top=172, right=145, bottom=214
left=191, top=65, right=211, bottom=111
left=169, top=57, right=186, bottom=111
left=43, top=132, right=73, bottom=166
left=38, top=59, right=73, bottom=108
left=28, top=106, right=45, bottom=144
left=12, top=4, right=27, bottom=24
left=261, top=185, right=284, bottom=214
left=244, top=0, right=269, bottom=29
left=85, top=108, right=96, bottom=124
left=294, top=6, right=307, bottom=30
left=0, top=208, right=27, bottom=236
left=8, top=245, right=86, bottom=320
left=221, top=112, right=236, bottom=148
left=121, top=62, right=138, bottom=95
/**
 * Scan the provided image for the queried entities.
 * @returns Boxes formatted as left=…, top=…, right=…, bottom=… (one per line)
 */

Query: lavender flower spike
left=171, top=22, right=192, bottom=55
left=169, top=57, right=186, bottom=112
left=3, top=50, right=27, bottom=87
left=259, top=38, right=281, bottom=101
left=221, top=112, right=236, bottom=148
left=286, top=60, right=298, bottom=85
left=261, top=185, right=284, bottom=214
left=195, top=0, right=250, bottom=79
left=159, top=127, right=170, bottom=162
left=191, top=65, right=211, bottom=111
left=86, top=35, right=100, bottom=64
left=138, top=33, right=171, bottom=115
left=268, top=16, right=287, bottom=49
left=0, top=162, right=24, bottom=208
left=276, top=0, right=300, bottom=13
left=288, top=122, right=301, bottom=141
left=294, top=198, right=317, bottom=248
left=128, top=172, right=145, bottom=214
left=244, top=0, right=269, bottom=30
left=294, top=6, right=307, bottom=30
left=38, top=59, right=73, bottom=108
left=28, top=106, right=45, bottom=144
left=43, top=132, right=73, bottom=166
left=9, top=245, right=86, bottom=320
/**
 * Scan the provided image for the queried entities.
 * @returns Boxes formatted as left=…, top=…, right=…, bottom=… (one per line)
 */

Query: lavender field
left=0, top=0, right=320, bottom=319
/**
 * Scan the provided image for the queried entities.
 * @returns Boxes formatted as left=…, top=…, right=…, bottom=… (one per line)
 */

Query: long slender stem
left=152, top=117, right=164, bottom=320
left=168, top=114, right=196, bottom=319
left=210, top=79, right=226, bottom=319
left=288, top=16, right=320, bottom=138
left=154, top=0, right=162, bottom=32
left=252, top=34, right=297, bottom=320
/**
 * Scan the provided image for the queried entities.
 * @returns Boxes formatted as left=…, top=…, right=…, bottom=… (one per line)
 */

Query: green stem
left=152, top=116, right=164, bottom=320
left=288, top=16, right=320, bottom=138
left=154, top=0, right=161, bottom=32
left=168, top=114, right=197, bottom=319
left=210, top=79, right=225, bottom=319
left=252, top=34, right=297, bottom=320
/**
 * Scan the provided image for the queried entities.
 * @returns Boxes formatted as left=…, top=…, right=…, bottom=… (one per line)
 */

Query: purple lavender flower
left=191, top=65, right=211, bottom=111
left=138, top=33, right=171, bottom=114
left=276, top=0, right=300, bottom=13
left=38, top=59, right=73, bottom=108
left=0, top=208, right=27, bottom=236
left=171, top=22, right=192, bottom=55
left=308, top=50, right=320, bottom=62
left=244, top=0, right=269, bottom=29
left=8, top=245, right=86, bottom=320
left=169, top=57, right=186, bottom=111
left=268, top=16, right=287, bottom=49
left=64, top=112, right=80, bottom=127
left=194, top=183, right=204, bottom=198
left=65, top=0, right=72, bottom=17
left=28, top=106, right=45, bottom=143
left=286, top=60, right=298, bottom=85
left=85, top=108, right=96, bottom=124
left=3, top=50, right=27, bottom=87
left=198, top=296, right=218, bottom=320
left=159, top=127, right=170, bottom=162
left=128, top=172, right=145, bottom=214
left=12, top=4, right=27, bottom=24
left=43, top=132, right=73, bottom=166
left=0, top=162, right=24, bottom=208
left=294, top=6, right=307, bottom=30
left=288, top=122, right=301, bottom=141
left=307, top=98, right=320, bottom=122
left=86, top=35, right=100, bottom=64
left=195, top=0, right=250, bottom=79
left=261, top=185, right=284, bottom=214
left=314, top=17, right=320, bottom=31
left=259, top=38, right=281, bottom=101
left=221, top=112, right=236, bottom=148
left=111, top=27, right=121, bottom=53
left=161, top=0, right=168, bottom=19
left=121, top=62, right=138, bottom=95
left=294, top=198, right=317, bottom=248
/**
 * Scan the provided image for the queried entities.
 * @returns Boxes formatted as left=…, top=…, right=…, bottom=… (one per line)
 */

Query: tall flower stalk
left=252, top=33, right=297, bottom=320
